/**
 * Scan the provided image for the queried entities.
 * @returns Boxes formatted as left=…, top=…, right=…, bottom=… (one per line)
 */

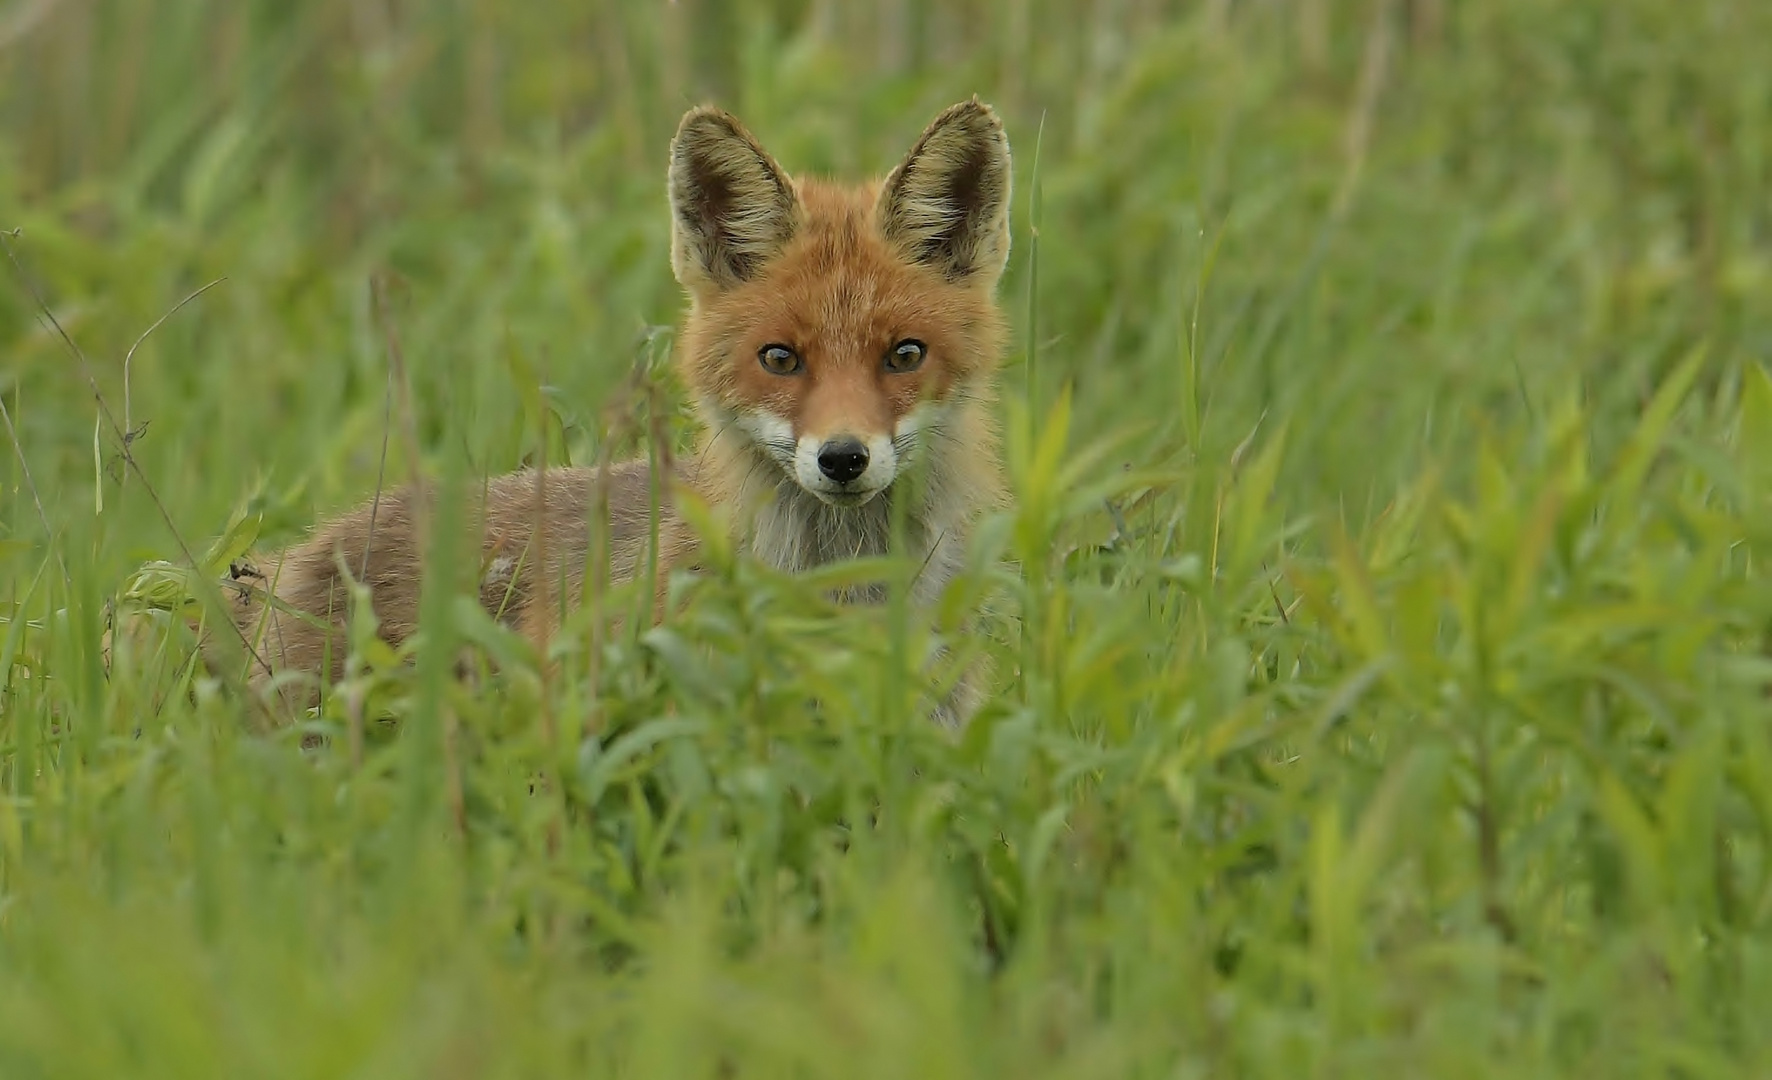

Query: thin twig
left=527, top=371, right=559, bottom=857
left=369, top=275, right=428, bottom=532
left=0, top=382, right=69, bottom=588
left=368, top=272, right=463, bottom=837
left=531, top=382, right=554, bottom=699
left=1262, top=560, right=1290, bottom=625
left=360, top=366, right=395, bottom=580
left=585, top=414, right=613, bottom=725
left=122, top=277, right=226, bottom=486
left=0, top=229, right=278, bottom=685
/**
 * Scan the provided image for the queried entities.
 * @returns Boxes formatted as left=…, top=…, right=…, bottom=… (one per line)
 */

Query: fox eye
left=885, top=339, right=926, bottom=374
left=758, top=344, right=802, bottom=376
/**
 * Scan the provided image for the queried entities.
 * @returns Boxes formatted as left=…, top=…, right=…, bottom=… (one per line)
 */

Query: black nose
left=816, top=437, right=870, bottom=484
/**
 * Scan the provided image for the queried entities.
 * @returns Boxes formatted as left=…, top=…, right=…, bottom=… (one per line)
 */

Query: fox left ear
left=877, top=97, right=1013, bottom=285
left=669, top=106, right=800, bottom=291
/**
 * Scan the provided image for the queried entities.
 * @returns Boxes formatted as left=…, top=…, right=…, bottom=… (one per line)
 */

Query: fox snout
left=816, top=437, right=870, bottom=484
left=792, top=427, right=900, bottom=505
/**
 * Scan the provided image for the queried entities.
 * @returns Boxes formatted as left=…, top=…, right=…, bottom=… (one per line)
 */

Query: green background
left=3, top=0, right=1772, bottom=1075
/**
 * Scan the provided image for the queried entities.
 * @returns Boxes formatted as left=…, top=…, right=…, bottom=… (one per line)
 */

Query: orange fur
left=205, top=97, right=1015, bottom=725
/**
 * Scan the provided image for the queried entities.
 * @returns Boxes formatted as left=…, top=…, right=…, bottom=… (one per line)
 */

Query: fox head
left=667, top=98, right=1012, bottom=509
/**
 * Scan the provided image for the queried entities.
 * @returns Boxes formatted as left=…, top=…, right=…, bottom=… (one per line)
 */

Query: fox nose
left=816, top=437, right=870, bottom=484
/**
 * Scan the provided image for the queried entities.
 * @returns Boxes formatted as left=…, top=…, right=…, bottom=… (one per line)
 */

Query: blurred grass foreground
left=4, top=0, right=1772, bottom=1076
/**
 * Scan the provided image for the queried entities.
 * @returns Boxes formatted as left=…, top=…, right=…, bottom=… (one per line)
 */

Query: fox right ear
left=877, top=97, right=1013, bottom=285
left=668, top=107, right=800, bottom=291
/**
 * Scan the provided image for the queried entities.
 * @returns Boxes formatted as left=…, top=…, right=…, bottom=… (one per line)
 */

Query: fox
left=198, top=97, right=1014, bottom=726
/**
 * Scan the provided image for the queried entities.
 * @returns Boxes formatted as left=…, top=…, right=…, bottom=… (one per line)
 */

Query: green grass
left=5, top=0, right=1772, bottom=1075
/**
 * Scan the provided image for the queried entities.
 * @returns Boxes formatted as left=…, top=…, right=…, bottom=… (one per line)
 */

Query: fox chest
left=743, top=488, right=961, bottom=606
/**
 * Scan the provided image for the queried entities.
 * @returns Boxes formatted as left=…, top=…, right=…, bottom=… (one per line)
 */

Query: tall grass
left=4, top=0, right=1772, bottom=1075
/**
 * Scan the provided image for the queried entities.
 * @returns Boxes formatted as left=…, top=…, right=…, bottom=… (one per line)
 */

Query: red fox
left=204, top=97, right=1013, bottom=725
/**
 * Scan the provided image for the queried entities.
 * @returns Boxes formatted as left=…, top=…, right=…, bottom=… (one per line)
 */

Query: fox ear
left=668, top=107, right=800, bottom=291
left=877, top=97, right=1013, bottom=284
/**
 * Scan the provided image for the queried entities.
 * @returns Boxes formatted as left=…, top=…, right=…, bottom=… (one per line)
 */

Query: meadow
left=4, top=0, right=1772, bottom=1075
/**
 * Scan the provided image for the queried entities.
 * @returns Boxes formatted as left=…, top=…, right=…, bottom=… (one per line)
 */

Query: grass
left=4, top=0, right=1772, bottom=1075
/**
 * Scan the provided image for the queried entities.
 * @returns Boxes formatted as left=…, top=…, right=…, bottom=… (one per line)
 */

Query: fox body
left=212, top=98, right=1013, bottom=723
